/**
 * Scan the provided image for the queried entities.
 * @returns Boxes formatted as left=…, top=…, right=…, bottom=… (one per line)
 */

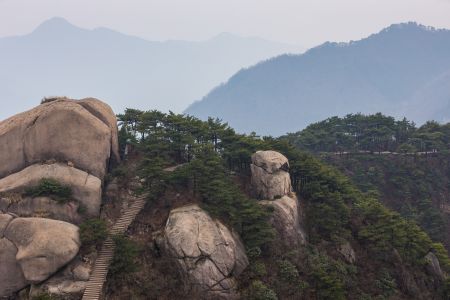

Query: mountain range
left=185, top=22, right=450, bottom=136
left=0, top=17, right=302, bottom=121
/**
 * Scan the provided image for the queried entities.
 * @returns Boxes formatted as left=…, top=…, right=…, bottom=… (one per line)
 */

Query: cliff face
left=251, top=150, right=306, bottom=248
left=0, top=98, right=119, bottom=297
left=161, top=204, right=249, bottom=299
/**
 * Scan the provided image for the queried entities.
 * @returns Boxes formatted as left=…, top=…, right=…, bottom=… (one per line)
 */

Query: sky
left=1, top=0, right=450, bottom=48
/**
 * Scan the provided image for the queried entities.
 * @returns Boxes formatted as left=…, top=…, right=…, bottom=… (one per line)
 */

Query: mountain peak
left=185, top=22, right=450, bottom=136
left=32, top=17, right=82, bottom=35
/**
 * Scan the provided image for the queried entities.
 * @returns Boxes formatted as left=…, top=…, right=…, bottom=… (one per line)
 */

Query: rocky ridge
left=158, top=150, right=308, bottom=299
left=0, top=98, right=119, bottom=297
left=251, top=150, right=306, bottom=247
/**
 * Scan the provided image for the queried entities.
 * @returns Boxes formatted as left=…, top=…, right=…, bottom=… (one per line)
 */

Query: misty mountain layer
left=185, top=22, right=450, bottom=136
left=0, top=17, right=302, bottom=121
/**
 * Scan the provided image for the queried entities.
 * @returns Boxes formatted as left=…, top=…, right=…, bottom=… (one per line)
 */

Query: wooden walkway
left=81, top=194, right=147, bottom=300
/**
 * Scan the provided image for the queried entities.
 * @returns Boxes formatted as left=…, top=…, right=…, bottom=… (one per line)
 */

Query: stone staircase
left=81, top=194, right=147, bottom=300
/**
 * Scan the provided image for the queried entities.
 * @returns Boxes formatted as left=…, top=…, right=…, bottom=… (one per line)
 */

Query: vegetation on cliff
left=24, top=178, right=72, bottom=204
left=284, top=113, right=450, bottom=248
left=112, top=109, right=450, bottom=299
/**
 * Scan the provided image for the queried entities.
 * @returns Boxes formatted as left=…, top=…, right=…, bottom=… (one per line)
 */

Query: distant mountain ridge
left=0, top=17, right=302, bottom=121
left=185, top=22, right=450, bottom=136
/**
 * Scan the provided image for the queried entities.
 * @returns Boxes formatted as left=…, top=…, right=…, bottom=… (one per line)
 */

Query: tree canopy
left=283, top=113, right=450, bottom=153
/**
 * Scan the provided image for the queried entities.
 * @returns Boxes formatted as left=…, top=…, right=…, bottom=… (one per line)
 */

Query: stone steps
left=81, top=195, right=147, bottom=300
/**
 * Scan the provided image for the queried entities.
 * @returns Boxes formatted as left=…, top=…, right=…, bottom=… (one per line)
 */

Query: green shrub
left=277, top=260, right=300, bottom=283
left=432, top=242, right=450, bottom=273
left=109, top=235, right=140, bottom=279
left=443, top=278, right=450, bottom=299
left=305, top=249, right=347, bottom=300
left=247, top=247, right=263, bottom=260
left=375, top=269, right=397, bottom=298
left=275, top=259, right=309, bottom=297
left=298, top=280, right=310, bottom=292
left=77, top=203, right=88, bottom=215
left=245, top=280, right=278, bottom=300
left=32, top=293, right=57, bottom=300
left=24, top=178, right=72, bottom=204
left=112, top=166, right=128, bottom=178
left=250, top=261, right=267, bottom=277
left=79, top=218, right=108, bottom=249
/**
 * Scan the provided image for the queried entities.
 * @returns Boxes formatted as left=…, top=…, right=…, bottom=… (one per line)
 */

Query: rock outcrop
left=0, top=215, right=80, bottom=296
left=338, top=242, right=356, bottom=264
left=4, top=217, right=80, bottom=283
left=250, top=151, right=292, bottom=200
left=29, top=260, right=91, bottom=299
left=0, top=237, right=28, bottom=296
left=0, top=98, right=119, bottom=180
left=0, top=98, right=118, bottom=297
left=260, top=196, right=306, bottom=247
left=0, top=162, right=102, bottom=217
left=251, top=150, right=306, bottom=247
left=162, top=204, right=248, bottom=299
left=425, top=252, right=445, bottom=281
left=76, top=98, right=120, bottom=165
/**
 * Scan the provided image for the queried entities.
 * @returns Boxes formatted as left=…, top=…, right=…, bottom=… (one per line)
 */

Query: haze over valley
left=0, top=17, right=302, bottom=121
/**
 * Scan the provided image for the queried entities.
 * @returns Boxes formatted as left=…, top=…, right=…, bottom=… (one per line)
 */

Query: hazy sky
left=1, top=0, right=450, bottom=47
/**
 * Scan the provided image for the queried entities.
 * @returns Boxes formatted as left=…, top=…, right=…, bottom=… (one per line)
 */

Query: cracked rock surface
left=252, top=151, right=307, bottom=247
left=261, top=196, right=306, bottom=247
left=163, top=204, right=248, bottom=299
left=251, top=150, right=292, bottom=200
left=0, top=214, right=80, bottom=296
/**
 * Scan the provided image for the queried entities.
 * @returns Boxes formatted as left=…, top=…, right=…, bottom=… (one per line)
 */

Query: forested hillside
left=284, top=113, right=450, bottom=154
left=102, top=109, right=450, bottom=299
left=185, top=22, right=450, bottom=136
left=283, top=113, right=450, bottom=257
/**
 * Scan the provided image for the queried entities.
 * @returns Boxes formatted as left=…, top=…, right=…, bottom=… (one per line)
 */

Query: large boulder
left=0, top=98, right=118, bottom=180
left=251, top=150, right=290, bottom=174
left=29, top=259, right=92, bottom=299
left=163, top=205, right=248, bottom=299
left=0, top=163, right=102, bottom=216
left=260, top=196, right=306, bottom=247
left=0, top=238, right=28, bottom=296
left=252, top=151, right=307, bottom=247
left=251, top=151, right=292, bottom=200
left=76, top=98, right=120, bottom=165
left=4, top=217, right=80, bottom=283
